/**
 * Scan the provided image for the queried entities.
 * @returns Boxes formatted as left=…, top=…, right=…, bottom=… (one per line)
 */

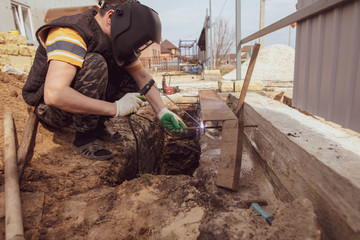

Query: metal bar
left=259, top=0, right=266, bottom=46
left=236, top=0, right=242, bottom=81
left=209, top=0, right=214, bottom=69
left=184, top=124, right=257, bottom=130
left=241, top=0, right=354, bottom=45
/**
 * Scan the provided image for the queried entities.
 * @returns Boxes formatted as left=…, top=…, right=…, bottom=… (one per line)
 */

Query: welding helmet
left=99, top=0, right=162, bottom=66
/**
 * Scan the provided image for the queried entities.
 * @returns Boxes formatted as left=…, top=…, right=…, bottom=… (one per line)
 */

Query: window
left=11, top=2, right=34, bottom=41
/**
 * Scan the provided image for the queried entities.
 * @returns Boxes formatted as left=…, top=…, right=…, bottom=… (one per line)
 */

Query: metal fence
left=293, top=0, right=360, bottom=132
left=139, top=57, right=179, bottom=72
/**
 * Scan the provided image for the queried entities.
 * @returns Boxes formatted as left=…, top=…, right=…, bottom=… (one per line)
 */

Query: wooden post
left=3, top=113, right=25, bottom=240
left=17, top=110, right=38, bottom=181
left=216, top=119, right=244, bottom=191
left=236, top=43, right=261, bottom=116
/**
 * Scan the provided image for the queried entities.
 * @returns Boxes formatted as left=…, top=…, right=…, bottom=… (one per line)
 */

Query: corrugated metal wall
left=293, top=0, right=360, bottom=132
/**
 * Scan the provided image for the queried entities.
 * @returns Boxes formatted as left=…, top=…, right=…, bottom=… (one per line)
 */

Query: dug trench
left=0, top=72, right=321, bottom=239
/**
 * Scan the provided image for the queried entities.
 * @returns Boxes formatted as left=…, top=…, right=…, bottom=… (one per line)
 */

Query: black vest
left=22, top=9, right=118, bottom=106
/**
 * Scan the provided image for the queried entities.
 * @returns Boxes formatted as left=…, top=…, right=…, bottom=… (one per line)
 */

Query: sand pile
left=223, top=44, right=295, bottom=82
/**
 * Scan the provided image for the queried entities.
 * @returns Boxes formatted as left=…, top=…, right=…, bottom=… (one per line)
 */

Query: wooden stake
left=236, top=43, right=261, bottom=116
left=17, top=110, right=38, bottom=181
left=3, top=113, right=25, bottom=240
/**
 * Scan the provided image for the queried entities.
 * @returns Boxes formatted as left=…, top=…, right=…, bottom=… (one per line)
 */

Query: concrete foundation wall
left=232, top=92, right=360, bottom=240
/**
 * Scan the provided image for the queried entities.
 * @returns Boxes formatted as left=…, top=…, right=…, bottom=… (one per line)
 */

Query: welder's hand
left=114, top=93, right=143, bottom=117
left=157, top=108, right=188, bottom=133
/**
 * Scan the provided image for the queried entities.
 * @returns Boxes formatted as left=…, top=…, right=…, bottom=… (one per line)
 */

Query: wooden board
left=216, top=119, right=244, bottom=191
left=236, top=43, right=261, bottom=115
left=199, top=90, right=237, bottom=122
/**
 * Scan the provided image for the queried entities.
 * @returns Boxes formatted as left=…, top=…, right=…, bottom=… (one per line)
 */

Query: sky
left=140, top=0, right=298, bottom=52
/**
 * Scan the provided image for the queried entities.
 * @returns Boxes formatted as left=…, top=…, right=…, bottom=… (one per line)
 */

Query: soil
left=0, top=71, right=321, bottom=239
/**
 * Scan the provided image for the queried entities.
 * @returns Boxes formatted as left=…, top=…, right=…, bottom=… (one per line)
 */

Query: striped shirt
left=45, top=27, right=144, bottom=72
left=45, top=27, right=87, bottom=68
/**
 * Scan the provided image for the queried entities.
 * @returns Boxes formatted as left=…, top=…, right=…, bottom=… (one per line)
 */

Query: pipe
left=3, top=113, right=25, bottom=240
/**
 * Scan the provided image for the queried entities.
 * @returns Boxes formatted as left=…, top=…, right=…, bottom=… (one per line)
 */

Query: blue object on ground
left=188, top=66, right=201, bottom=74
left=251, top=203, right=274, bottom=226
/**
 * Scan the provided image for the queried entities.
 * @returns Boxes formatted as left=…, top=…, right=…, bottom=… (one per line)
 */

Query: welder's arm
left=129, top=68, right=188, bottom=133
left=44, top=60, right=139, bottom=117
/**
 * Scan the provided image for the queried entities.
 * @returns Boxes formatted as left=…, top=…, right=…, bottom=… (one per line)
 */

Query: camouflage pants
left=36, top=53, right=139, bottom=132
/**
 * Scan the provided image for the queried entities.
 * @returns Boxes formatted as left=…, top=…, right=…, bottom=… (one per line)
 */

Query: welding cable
left=130, top=118, right=152, bottom=152
left=134, top=113, right=193, bottom=141
left=133, top=113, right=200, bottom=153
left=127, top=116, right=139, bottom=173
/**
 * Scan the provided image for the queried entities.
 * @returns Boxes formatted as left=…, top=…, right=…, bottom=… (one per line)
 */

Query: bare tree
left=213, top=18, right=235, bottom=68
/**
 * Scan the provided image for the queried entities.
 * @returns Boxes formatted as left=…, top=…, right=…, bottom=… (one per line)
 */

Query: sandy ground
left=0, top=71, right=321, bottom=239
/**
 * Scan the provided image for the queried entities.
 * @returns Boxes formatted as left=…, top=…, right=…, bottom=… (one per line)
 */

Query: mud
left=0, top=71, right=321, bottom=239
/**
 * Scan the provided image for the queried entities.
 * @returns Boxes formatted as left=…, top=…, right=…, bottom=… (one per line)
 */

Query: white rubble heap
left=223, top=44, right=295, bottom=82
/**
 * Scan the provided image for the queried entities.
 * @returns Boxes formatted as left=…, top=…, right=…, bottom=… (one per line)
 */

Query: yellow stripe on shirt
left=45, top=27, right=87, bottom=68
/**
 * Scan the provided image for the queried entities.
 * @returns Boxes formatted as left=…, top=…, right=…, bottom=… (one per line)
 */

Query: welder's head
left=98, top=0, right=162, bottom=66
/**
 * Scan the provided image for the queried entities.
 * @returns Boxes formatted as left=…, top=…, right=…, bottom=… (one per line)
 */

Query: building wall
left=293, top=0, right=360, bottom=133
left=140, top=43, right=161, bottom=58
left=0, top=0, right=96, bottom=45
left=0, top=0, right=16, bottom=32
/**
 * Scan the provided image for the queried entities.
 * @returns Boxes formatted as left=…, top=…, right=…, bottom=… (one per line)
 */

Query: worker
left=22, top=0, right=187, bottom=160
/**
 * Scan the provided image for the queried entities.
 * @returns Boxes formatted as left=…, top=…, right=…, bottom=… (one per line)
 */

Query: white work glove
left=114, top=93, right=143, bottom=117
left=157, top=108, right=188, bottom=133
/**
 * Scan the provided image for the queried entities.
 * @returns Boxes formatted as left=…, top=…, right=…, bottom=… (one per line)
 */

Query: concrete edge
left=229, top=92, right=360, bottom=240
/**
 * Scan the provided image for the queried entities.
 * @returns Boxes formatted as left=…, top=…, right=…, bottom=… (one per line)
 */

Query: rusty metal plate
left=199, top=90, right=237, bottom=121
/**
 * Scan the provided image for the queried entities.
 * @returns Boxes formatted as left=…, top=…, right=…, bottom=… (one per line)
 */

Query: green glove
left=157, top=108, right=188, bottom=133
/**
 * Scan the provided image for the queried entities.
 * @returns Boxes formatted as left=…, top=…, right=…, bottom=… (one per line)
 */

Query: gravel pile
left=223, top=44, right=295, bottom=82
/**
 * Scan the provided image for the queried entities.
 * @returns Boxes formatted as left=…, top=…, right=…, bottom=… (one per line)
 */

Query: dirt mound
left=0, top=71, right=320, bottom=239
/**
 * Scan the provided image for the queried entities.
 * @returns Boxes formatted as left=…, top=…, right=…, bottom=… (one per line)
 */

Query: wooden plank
left=199, top=90, right=237, bottom=121
left=240, top=0, right=353, bottom=45
left=236, top=43, right=261, bottom=115
left=216, top=119, right=244, bottom=191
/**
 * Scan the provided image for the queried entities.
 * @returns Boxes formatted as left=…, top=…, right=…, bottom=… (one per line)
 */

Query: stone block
left=24, top=64, right=32, bottom=73
left=203, top=69, right=222, bottom=81
left=203, top=69, right=221, bottom=75
left=0, top=55, right=10, bottom=66
left=11, top=63, right=28, bottom=73
left=19, top=45, right=31, bottom=56
left=9, top=55, right=32, bottom=66
left=29, top=46, right=37, bottom=57
left=7, top=44, right=20, bottom=55
left=218, top=80, right=234, bottom=92
left=0, top=32, right=6, bottom=44
left=234, top=80, right=263, bottom=92
left=18, top=35, right=27, bottom=45
left=0, top=45, right=7, bottom=54
left=5, top=33, right=27, bottom=45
